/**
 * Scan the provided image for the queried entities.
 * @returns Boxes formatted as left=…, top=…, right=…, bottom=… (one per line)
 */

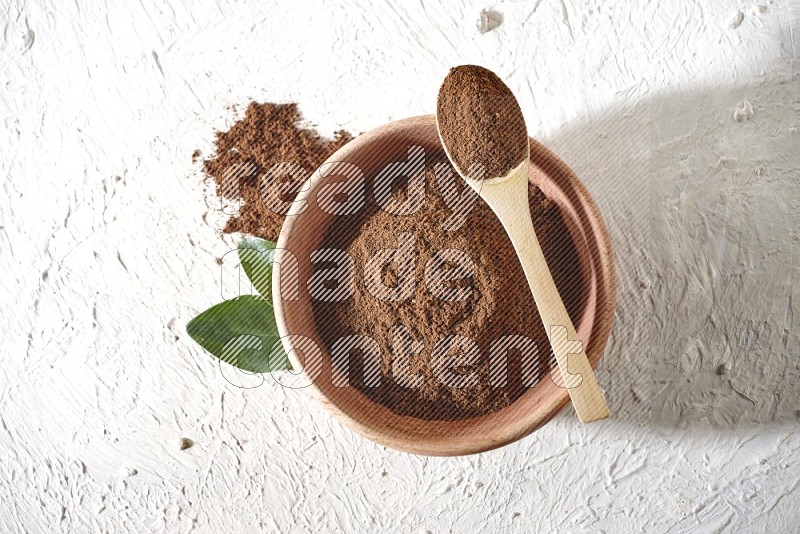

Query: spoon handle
left=482, top=173, right=610, bottom=423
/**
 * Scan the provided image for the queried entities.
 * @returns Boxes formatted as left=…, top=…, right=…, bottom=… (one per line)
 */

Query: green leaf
left=186, top=295, right=290, bottom=372
left=237, top=236, right=276, bottom=301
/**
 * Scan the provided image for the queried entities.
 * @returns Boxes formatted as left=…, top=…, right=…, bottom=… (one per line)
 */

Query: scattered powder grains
left=200, top=102, right=584, bottom=420
left=203, top=102, right=352, bottom=241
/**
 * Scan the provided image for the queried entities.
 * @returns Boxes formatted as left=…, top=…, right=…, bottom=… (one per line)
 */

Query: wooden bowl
left=273, top=115, right=616, bottom=456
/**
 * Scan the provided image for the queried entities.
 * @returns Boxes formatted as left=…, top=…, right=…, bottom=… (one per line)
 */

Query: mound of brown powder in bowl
left=200, top=103, right=585, bottom=421
left=311, top=150, right=585, bottom=421
left=202, top=102, right=352, bottom=241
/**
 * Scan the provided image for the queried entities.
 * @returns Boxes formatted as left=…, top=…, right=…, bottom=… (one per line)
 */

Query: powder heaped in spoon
left=436, top=65, right=528, bottom=180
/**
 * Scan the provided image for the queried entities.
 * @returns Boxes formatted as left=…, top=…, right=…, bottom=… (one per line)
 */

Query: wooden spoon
left=435, top=65, right=609, bottom=423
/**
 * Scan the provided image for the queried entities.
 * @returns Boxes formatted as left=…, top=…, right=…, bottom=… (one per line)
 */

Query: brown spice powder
left=203, top=102, right=352, bottom=241
left=312, top=151, right=584, bottom=421
left=201, top=103, right=583, bottom=421
left=436, top=65, right=528, bottom=179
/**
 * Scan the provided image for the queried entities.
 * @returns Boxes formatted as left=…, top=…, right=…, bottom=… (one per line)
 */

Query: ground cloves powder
left=201, top=102, right=584, bottom=420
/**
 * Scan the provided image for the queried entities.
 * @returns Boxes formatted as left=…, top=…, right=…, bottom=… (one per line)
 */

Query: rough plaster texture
left=0, top=0, right=798, bottom=532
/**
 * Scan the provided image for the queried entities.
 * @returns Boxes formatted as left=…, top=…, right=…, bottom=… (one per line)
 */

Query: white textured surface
left=1, top=0, right=798, bottom=532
